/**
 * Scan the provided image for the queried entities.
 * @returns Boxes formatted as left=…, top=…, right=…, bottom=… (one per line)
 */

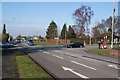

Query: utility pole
left=65, top=29, right=67, bottom=43
left=111, top=2, right=115, bottom=48
left=89, top=31, right=91, bottom=45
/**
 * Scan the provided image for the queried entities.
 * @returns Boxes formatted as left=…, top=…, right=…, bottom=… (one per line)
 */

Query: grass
left=34, top=41, right=67, bottom=46
left=86, top=44, right=98, bottom=46
left=16, top=56, right=53, bottom=79
left=112, top=47, right=120, bottom=50
left=86, top=49, right=110, bottom=55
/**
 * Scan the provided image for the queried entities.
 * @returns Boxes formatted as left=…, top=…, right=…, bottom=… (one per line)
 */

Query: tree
left=46, top=21, right=58, bottom=39
left=73, top=6, right=94, bottom=35
left=67, top=25, right=76, bottom=39
left=60, top=23, right=67, bottom=39
left=2, top=34, right=9, bottom=42
left=102, top=16, right=118, bottom=33
left=16, top=35, right=22, bottom=39
left=2, top=24, right=9, bottom=42
left=2, top=24, right=6, bottom=34
left=92, top=24, right=101, bottom=38
left=39, top=35, right=43, bottom=39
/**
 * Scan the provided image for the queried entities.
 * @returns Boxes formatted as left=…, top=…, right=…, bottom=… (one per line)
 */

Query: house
left=32, top=36, right=39, bottom=41
left=97, top=32, right=120, bottom=43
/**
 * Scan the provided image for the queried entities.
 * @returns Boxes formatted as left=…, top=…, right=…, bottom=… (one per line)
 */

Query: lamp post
left=111, top=3, right=115, bottom=48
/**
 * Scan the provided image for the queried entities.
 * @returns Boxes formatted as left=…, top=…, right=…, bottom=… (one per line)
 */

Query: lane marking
left=52, top=55, right=64, bottom=60
left=39, top=50, right=42, bottom=51
left=43, top=51, right=50, bottom=54
left=53, top=50, right=75, bottom=56
left=62, top=66, right=89, bottom=79
left=71, top=61, right=96, bottom=70
left=108, top=65, right=120, bottom=69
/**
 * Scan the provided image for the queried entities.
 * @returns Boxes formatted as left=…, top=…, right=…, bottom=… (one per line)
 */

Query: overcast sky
left=1, top=1, right=119, bottom=38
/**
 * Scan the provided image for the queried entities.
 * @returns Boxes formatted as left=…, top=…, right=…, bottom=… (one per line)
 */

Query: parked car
left=16, top=39, right=21, bottom=43
left=27, top=40, right=35, bottom=46
left=0, top=42, right=14, bottom=48
left=66, top=42, right=84, bottom=48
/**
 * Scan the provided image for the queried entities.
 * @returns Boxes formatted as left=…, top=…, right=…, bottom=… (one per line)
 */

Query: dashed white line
left=71, top=60, right=96, bottom=70
left=39, top=50, right=43, bottom=51
left=108, top=64, right=120, bottom=69
left=52, top=55, right=64, bottom=60
left=43, top=51, right=50, bottom=54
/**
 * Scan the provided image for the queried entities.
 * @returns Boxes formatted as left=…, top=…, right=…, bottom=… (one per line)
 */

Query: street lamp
left=111, top=3, right=115, bottom=48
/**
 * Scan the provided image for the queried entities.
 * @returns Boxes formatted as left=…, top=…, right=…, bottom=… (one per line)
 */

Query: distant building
left=32, top=36, right=39, bottom=41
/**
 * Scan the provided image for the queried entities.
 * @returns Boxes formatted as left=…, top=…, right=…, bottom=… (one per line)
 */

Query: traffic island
left=110, top=49, right=120, bottom=56
left=85, top=48, right=119, bottom=58
left=85, top=49, right=110, bottom=55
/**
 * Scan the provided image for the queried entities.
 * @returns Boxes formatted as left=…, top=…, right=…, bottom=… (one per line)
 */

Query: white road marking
left=71, top=61, right=96, bottom=70
left=62, top=66, right=89, bottom=79
left=43, top=51, right=50, bottom=54
left=52, top=55, right=64, bottom=59
left=39, top=50, right=43, bottom=51
left=53, top=50, right=71, bottom=55
left=67, top=49, right=73, bottom=50
left=108, top=65, right=120, bottom=69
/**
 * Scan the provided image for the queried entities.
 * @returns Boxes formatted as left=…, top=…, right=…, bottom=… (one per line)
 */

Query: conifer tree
left=60, top=23, right=67, bottom=39
left=46, top=21, right=58, bottom=39
left=67, top=25, right=76, bottom=39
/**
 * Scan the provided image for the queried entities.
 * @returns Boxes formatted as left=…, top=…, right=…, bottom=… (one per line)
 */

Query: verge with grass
left=86, top=44, right=98, bottom=46
left=86, top=49, right=110, bottom=55
left=112, top=47, right=120, bottom=50
left=16, top=56, right=53, bottom=79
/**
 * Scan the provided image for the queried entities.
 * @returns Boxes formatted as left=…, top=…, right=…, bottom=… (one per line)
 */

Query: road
left=18, top=43, right=119, bottom=80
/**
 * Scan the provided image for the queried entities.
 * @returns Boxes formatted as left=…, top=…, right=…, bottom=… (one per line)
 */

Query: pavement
left=2, top=49, right=20, bottom=79
left=18, top=43, right=119, bottom=80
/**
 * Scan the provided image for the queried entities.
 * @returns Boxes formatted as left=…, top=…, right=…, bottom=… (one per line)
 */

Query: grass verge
left=86, top=44, right=98, bottom=46
left=86, top=49, right=110, bottom=55
left=34, top=41, right=67, bottom=46
left=16, top=56, right=53, bottom=79
left=112, top=47, right=120, bottom=50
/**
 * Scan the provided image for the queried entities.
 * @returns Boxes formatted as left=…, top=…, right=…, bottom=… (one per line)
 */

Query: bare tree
left=73, top=5, right=94, bottom=35
left=102, top=16, right=118, bottom=33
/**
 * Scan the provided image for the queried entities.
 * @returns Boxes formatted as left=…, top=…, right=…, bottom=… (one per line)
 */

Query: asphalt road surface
left=18, top=43, right=119, bottom=80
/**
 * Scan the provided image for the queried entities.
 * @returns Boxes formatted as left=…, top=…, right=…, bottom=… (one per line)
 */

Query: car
left=8, top=43, right=14, bottom=47
left=66, top=42, right=84, bottom=48
left=0, top=42, right=14, bottom=48
left=16, top=39, right=21, bottom=43
left=27, top=40, right=35, bottom=46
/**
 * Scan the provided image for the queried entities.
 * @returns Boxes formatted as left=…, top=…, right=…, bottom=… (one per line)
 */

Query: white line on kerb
left=71, top=61, right=96, bottom=70
left=52, top=55, right=64, bottom=59
left=43, top=51, right=50, bottom=54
